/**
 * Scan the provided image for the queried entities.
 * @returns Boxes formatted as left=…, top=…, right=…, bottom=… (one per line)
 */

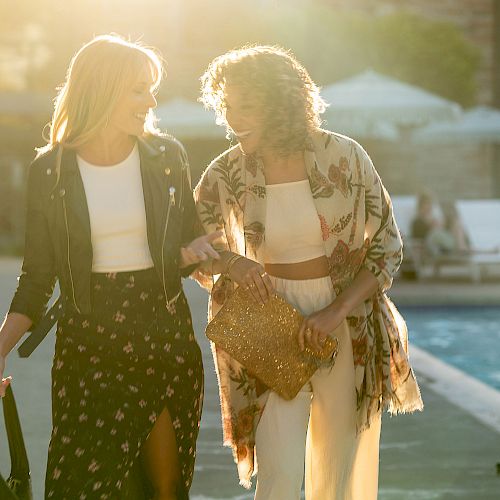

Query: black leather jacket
left=9, top=134, right=199, bottom=336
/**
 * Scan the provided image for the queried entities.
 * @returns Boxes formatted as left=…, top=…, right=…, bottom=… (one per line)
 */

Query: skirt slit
left=45, top=269, right=203, bottom=499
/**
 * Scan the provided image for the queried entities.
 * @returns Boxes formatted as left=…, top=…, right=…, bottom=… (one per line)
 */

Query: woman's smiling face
left=108, top=62, right=158, bottom=138
left=224, top=85, right=264, bottom=155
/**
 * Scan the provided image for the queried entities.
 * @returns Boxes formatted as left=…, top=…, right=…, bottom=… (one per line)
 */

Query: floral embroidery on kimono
left=193, top=129, right=423, bottom=487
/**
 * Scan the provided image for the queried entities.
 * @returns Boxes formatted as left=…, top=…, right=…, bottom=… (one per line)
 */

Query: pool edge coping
left=410, top=345, right=500, bottom=435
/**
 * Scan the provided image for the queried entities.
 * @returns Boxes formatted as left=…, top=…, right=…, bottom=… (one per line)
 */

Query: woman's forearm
left=0, top=313, right=33, bottom=358
left=330, top=268, right=379, bottom=315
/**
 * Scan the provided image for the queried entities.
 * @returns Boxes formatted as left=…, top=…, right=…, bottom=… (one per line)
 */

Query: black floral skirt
left=45, top=269, right=203, bottom=499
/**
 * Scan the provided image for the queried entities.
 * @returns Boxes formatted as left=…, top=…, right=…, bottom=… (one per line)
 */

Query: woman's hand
left=180, top=230, right=223, bottom=267
left=297, top=301, right=348, bottom=351
left=0, top=355, right=11, bottom=397
left=0, top=312, right=34, bottom=397
left=298, top=268, right=378, bottom=351
left=228, top=257, right=274, bottom=304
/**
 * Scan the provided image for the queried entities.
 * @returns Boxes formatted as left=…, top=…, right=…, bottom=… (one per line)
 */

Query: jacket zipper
left=179, top=161, right=186, bottom=207
left=162, top=186, right=180, bottom=310
left=62, top=196, right=81, bottom=313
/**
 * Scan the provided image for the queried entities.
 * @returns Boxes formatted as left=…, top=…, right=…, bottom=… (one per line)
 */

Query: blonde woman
left=194, top=46, right=423, bottom=499
left=0, top=35, right=220, bottom=499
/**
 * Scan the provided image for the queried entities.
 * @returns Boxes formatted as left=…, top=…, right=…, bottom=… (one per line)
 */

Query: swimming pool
left=401, top=306, right=500, bottom=390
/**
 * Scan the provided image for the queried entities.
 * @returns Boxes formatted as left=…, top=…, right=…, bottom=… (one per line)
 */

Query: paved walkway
left=0, top=258, right=499, bottom=499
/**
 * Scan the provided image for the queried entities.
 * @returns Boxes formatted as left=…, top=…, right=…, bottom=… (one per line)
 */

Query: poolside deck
left=391, top=279, right=500, bottom=306
left=0, top=257, right=499, bottom=499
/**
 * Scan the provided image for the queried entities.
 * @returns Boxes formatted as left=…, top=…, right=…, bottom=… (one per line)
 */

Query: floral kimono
left=193, top=128, right=423, bottom=487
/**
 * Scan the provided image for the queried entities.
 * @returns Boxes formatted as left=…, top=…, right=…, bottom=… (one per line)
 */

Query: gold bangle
left=224, top=252, right=240, bottom=266
left=225, top=253, right=242, bottom=273
left=225, top=253, right=244, bottom=275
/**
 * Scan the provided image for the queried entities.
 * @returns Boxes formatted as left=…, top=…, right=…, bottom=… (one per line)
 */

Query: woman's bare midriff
left=265, top=255, right=330, bottom=280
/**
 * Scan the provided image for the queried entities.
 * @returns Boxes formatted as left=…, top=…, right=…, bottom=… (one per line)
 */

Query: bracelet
left=224, top=253, right=244, bottom=276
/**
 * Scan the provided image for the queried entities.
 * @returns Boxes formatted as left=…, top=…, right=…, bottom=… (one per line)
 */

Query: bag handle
left=1, top=384, right=32, bottom=499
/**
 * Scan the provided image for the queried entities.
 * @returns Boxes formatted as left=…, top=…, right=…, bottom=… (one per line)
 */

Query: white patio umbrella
left=322, top=114, right=400, bottom=140
left=155, top=98, right=225, bottom=139
left=413, top=106, right=500, bottom=143
left=321, top=70, right=462, bottom=136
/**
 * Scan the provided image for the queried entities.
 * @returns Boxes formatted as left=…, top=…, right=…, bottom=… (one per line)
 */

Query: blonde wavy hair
left=43, top=34, right=163, bottom=184
left=200, top=45, right=327, bottom=155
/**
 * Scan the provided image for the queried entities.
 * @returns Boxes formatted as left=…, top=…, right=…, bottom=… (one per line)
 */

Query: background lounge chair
left=391, top=196, right=500, bottom=281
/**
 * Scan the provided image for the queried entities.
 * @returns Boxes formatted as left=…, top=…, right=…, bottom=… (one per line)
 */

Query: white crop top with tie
left=264, top=179, right=325, bottom=264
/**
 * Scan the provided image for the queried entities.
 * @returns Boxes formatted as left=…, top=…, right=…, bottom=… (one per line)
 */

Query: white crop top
left=264, top=179, right=325, bottom=264
left=77, top=143, right=154, bottom=272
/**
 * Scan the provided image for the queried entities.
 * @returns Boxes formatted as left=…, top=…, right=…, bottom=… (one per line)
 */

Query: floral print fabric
left=193, top=129, right=423, bottom=488
left=45, top=269, right=203, bottom=499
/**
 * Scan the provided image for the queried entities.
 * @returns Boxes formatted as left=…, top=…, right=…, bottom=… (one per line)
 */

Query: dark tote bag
left=1, top=384, right=32, bottom=500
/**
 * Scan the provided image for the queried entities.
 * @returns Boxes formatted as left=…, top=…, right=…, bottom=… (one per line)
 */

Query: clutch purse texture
left=206, top=286, right=339, bottom=400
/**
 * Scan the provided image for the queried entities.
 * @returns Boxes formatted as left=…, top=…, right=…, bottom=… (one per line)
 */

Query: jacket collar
left=137, top=135, right=164, bottom=159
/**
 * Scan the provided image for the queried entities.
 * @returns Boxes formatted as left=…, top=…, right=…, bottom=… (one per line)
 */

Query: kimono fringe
left=236, top=445, right=254, bottom=489
left=357, top=384, right=424, bottom=434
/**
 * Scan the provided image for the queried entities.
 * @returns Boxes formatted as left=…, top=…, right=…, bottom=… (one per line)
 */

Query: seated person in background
left=410, top=191, right=439, bottom=241
left=427, top=201, right=471, bottom=256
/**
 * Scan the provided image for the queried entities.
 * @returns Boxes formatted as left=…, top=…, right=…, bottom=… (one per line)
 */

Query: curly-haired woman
left=194, top=45, right=423, bottom=499
left=0, top=35, right=221, bottom=499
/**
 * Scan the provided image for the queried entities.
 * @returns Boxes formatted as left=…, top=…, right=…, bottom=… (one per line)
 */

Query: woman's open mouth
left=233, top=129, right=252, bottom=139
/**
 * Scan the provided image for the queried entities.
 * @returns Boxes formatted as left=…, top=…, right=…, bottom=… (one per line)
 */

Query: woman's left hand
left=180, top=230, right=223, bottom=267
left=297, top=302, right=348, bottom=352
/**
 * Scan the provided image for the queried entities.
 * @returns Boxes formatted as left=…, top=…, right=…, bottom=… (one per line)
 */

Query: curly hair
left=200, top=45, right=327, bottom=155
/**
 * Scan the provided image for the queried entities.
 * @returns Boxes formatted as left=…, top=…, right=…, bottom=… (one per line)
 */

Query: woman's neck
left=77, top=131, right=137, bottom=166
left=260, top=149, right=307, bottom=184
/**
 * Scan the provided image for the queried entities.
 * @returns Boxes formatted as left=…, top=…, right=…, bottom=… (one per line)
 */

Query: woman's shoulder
left=194, top=144, right=240, bottom=192
left=311, top=128, right=369, bottom=159
left=202, top=144, right=241, bottom=177
left=20, top=145, right=61, bottom=198
left=28, top=144, right=59, bottom=178
left=209, top=144, right=240, bottom=167
left=310, top=128, right=371, bottom=176
left=32, top=143, right=57, bottom=162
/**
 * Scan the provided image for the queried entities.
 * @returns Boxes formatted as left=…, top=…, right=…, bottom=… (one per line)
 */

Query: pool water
left=401, top=307, right=500, bottom=390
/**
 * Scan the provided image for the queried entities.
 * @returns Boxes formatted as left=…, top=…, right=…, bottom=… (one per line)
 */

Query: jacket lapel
left=138, top=137, right=164, bottom=251
left=61, top=148, right=92, bottom=244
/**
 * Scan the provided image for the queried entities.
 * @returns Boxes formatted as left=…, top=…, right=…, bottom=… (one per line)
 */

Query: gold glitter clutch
left=206, top=287, right=339, bottom=400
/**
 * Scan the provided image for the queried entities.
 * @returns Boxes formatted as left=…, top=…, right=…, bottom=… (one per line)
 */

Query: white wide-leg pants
left=254, top=276, right=381, bottom=500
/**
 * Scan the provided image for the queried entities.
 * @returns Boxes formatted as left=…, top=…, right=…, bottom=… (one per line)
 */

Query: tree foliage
left=268, top=7, right=480, bottom=106
left=0, top=1, right=480, bottom=106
